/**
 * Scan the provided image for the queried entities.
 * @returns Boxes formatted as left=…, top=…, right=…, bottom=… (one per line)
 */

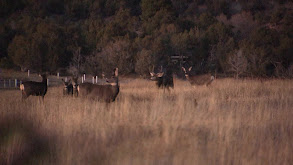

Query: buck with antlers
left=150, top=66, right=174, bottom=90
left=182, top=67, right=214, bottom=86
left=62, top=79, right=73, bottom=96
left=71, top=76, right=79, bottom=97
left=77, top=68, right=119, bottom=103
left=20, top=74, right=48, bottom=100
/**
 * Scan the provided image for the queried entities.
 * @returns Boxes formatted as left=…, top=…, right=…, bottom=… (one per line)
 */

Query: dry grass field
left=0, top=78, right=293, bottom=165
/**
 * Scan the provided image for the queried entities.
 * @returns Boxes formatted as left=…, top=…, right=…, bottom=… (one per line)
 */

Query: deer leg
left=22, top=92, right=28, bottom=101
left=21, top=91, right=24, bottom=101
left=41, top=95, right=45, bottom=103
left=105, top=102, right=110, bottom=110
left=206, top=81, right=212, bottom=86
left=22, top=94, right=25, bottom=102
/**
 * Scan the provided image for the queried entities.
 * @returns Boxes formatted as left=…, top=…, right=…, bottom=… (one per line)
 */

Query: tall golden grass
left=0, top=78, right=293, bottom=165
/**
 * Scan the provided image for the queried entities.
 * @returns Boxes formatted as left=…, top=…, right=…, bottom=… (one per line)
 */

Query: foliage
left=227, top=49, right=248, bottom=78
left=0, top=0, right=292, bottom=78
left=135, top=49, right=153, bottom=76
left=8, top=35, right=31, bottom=71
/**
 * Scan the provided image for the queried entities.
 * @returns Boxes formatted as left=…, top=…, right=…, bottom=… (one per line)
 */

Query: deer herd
left=19, top=66, right=215, bottom=102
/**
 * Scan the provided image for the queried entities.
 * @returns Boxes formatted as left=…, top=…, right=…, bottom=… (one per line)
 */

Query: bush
left=0, top=57, right=14, bottom=69
left=135, top=49, right=153, bottom=77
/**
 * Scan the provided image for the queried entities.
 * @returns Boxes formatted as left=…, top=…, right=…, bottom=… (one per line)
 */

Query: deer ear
left=188, top=67, right=192, bottom=71
left=150, top=72, right=154, bottom=76
left=181, top=67, right=186, bottom=72
left=157, top=72, right=164, bottom=77
left=115, top=68, right=119, bottom=77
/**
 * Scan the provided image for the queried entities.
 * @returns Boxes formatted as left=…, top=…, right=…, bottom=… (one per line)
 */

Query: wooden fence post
left=28, top=70, right=30, bottom=77
left=95, top=76, right=98, bottom=84
left=15, top=79, right=17, bottom=88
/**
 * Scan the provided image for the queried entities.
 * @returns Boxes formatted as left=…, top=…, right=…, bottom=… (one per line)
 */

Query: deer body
left=72, top=77, right=79, bottom=97
left=62, top=79, right=73, bottom=96
left=78, top=83, right=119, bottom=102
left=182, top=67, right=214, bottom=86
left=78, top=68, right=119, bottom=102
left=20, top=74, right=47, bottom=100
left=150, top=66, right=174, bottom=90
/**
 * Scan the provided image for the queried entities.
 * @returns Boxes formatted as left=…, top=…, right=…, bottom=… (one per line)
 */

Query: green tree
left=0, top=22, right=15, bottom=59
left=135, top=49, right=153, bottom=76
left=205, top=22, right=233, bottom=44
left=91, top=36, right=136, bottom=74
left=140, top=0, right=173, bottom=21
left=171, top=29, right=197, bottom=57
left=64, top=0, right=90, bottom=19
left=142, top=9, right=175, bottom=35
left=8, top=35, right=31, bottom=71
left=103, top=8, right=139, bottom=41
left=208, top=37, right=236, bottom=73
left=32, top=20, right=68, bottom=72
left=198, top=13, right=216, bottom=30
left=0, top=0, right=26, bottom=18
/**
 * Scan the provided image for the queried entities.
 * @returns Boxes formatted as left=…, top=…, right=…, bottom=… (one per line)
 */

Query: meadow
left=0, top=78, right=293, bottom=165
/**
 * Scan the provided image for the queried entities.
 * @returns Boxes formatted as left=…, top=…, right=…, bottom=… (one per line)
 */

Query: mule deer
left=62, top=79, right=73, bottom=96
left=182, top=67, right=214, bottom=86
left=150, top=66, right=174, bottom=90
left=20, top=74, right=48, bottom=100
left=72, top=76, right=79, bottom=97
left=77, top=68, right=119, bottom=103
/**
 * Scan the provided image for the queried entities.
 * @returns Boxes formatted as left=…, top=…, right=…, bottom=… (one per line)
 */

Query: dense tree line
left=0, top=0, right=292, bottom=78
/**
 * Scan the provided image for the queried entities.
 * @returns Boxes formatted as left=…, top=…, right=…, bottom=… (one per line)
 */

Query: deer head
left=182, top=66, right=192, bottom=78
left=150, top=66, right=164, bottom=80
left=62, top=79, right=73, bottom=96
left=182, top=66, right=214, bottom=86
left=106, top=68, right=119, bottom=86
left=62, top=79, right=71, bottom=87
left=38, top=74, right=47, bottom=83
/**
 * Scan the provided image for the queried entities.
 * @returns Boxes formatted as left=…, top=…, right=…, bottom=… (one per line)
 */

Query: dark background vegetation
left=0, top=0, right=292, bottom=78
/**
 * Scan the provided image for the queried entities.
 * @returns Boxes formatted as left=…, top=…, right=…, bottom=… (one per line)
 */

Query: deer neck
left=185, top=74, right=191, bottom=81
left=113, top=77, right=119, bottom=96
left=42, top=78, right=47, bottom=85
left=110, top=77, right=119, bottom=90
left=115, top=77, right=119, bottom=89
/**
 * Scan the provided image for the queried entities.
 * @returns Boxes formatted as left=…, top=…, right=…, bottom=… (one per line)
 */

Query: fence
left=0, top=73, right=112, bottom=90
left=0, top=79, right=22, bottom=89
left=0, top=78, right=61, bottom=89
